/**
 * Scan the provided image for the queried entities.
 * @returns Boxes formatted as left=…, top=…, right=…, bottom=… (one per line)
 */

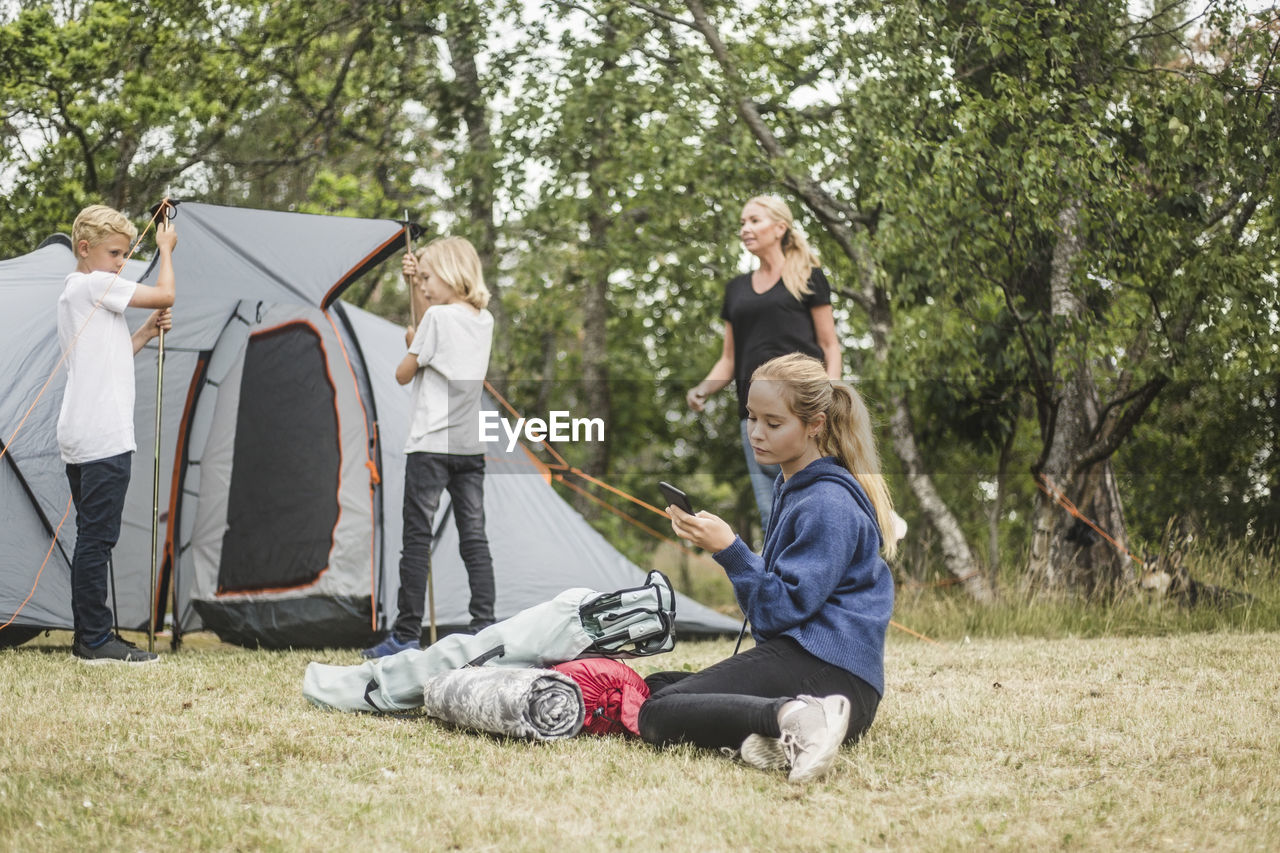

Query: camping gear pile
left=303, top=572, right=671, bottom=744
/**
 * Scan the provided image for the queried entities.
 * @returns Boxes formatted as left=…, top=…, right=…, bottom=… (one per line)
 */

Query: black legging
left=638, top=635, right=880, bottom=750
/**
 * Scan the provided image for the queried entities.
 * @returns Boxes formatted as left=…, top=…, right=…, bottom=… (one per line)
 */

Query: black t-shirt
left=720, top=267, right=832, bottom=419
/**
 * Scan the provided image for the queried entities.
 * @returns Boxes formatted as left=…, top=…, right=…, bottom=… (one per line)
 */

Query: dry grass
left=2, top=629, right=1277, bottom=852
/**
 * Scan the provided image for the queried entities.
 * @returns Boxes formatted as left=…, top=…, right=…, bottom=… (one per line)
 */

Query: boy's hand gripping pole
left=404, top=209, right=418, bottom=329
left=147, top=200, right=174, bottom=653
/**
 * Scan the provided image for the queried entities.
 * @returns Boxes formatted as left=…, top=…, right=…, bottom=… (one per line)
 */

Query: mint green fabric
left=303, top=588, right=593, bottom=712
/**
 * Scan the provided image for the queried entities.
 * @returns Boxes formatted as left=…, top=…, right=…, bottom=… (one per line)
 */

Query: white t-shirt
left=405, top=302, right=494, bottom=455
left=56, top=270, right=139, bottom=464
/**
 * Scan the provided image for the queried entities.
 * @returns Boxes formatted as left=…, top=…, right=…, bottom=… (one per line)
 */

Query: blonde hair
left=745, top=195, right=821, bottom=301
left=71, top=204, right=137, bottom=251
left=417, top=235, right=490, bottom=310
left=752, top=353, right=897, bottom=559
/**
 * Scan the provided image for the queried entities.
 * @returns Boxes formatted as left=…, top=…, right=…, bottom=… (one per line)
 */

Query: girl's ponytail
left=823, top=384, right=897, bottom=560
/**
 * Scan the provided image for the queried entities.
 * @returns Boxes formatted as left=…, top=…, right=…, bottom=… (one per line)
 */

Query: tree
left=905, top=0, right=1279, bottom=596
left=6, top=0, right=1276, bottom=595
left=622, top=0, right=994, bottom=598
left=496, top=0, right=770, bottom=527
left=1, top=1, right=443, bottom=238
left=620, top=0, right=1279, bottom=600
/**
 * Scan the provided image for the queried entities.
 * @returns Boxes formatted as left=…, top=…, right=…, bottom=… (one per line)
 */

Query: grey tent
left=0, top=201, right=739, bottom=648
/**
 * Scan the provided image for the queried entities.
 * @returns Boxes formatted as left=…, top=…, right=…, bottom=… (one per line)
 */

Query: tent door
left=218, top=321, right=339, bottom=592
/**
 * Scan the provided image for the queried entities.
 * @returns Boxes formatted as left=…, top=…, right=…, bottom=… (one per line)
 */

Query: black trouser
left=638, top=635, right=880, bottom=750
left=393, top=451, right=495, bottom=640
left=65, top=451, right=132, bottom=645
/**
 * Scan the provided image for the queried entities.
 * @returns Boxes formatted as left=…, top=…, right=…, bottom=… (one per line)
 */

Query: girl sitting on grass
left=642, top=353, right=896, bottom=784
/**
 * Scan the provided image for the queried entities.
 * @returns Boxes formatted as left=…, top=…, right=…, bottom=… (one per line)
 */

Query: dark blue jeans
left=66, top=451, right=132, bottom=645
left=392, top=452, right=495, bottom=641
left=638, top=635, right=880, bottom=750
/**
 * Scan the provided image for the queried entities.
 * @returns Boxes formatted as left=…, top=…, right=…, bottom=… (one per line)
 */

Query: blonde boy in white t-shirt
left=363, top=236, right=496, bottom=658
left=57, top=204, right=176, bottom=664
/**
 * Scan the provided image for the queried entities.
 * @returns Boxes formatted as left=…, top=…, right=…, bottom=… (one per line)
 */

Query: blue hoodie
left=713, top=456, right=893, bottom=695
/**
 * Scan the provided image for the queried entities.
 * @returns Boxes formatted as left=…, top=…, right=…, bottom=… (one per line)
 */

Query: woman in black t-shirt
left=686, top=195, right=842, bottom=531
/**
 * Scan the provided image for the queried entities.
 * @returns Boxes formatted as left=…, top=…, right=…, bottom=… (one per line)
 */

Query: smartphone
left=658, top=481, right=694, bottom=514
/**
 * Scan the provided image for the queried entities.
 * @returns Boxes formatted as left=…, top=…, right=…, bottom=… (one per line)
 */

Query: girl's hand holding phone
left=668, top=505, right=736, bottom=553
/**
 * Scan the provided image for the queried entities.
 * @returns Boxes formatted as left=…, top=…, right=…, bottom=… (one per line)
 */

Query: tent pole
left=426, top=564, right=437, bottom=645
left=404, top=210, right=436, bottom=644
left=148, top=331, right=164, bottom=653
left=108, top=557, right=120, bottom=637
left=426, top=502, right=453, bottom=646
left=403, top=210, right=418, bottom=329
left=147, top=202, right=172, bottom=654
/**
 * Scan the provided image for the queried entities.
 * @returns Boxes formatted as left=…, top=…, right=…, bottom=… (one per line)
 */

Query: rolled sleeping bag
left=420, top=667, right=585, bottom=741
left=551, top=658, right=650, bottom=736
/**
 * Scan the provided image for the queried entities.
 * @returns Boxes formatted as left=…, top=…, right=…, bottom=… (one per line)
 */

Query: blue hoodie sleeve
left=713, top=487, right=871, bottom=636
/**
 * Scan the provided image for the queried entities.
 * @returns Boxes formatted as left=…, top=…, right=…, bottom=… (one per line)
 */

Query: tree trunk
left=534, top=329, right=558, bottom=417
left=580, top=207, right=612, bottom=482
left=889, top=393, right=995, bottom=602
left=1026, top=203, right=1133, bottom=597
left=446, top=14, right=508, bottom=398
left=987, top=424, right=1016, bottom=574
left=559, top=13, right=624, bottom=517
left=1026, top=366, right=1132, bottom=596
left=862, top=268, right=990, bottom=599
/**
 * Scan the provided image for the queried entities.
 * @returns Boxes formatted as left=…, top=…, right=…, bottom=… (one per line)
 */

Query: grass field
left=2, top=626, right=1277, bottom=852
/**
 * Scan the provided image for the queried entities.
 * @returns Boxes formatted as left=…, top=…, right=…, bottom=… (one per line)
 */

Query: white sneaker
left=738, top=734, right=788, bottom=772
left=778, top=695, right=850, bottom=784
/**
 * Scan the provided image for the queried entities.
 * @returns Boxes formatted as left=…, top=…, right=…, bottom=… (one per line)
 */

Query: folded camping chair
left=578, top=570, right=675, bottom=657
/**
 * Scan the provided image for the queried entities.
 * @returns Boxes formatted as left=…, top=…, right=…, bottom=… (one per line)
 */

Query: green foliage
left=488, top=0, right=776, bottom=534
left=1, top=0, right=441, bottom=239
left=787, top=0, right=1279, bottom=570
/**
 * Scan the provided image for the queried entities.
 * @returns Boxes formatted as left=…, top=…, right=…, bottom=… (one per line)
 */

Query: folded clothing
left=421, top=666, right=584, bottom=741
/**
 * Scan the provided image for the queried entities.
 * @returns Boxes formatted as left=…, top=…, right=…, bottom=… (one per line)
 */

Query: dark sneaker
left=779, top=694, right=851, bottom=784
left=73, top=634, right=159, bottom=665
left=361, top=634, right=418, bottom=659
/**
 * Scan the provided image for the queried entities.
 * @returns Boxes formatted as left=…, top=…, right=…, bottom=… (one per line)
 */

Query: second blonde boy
left=364, top=236, right=496, bottom=657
